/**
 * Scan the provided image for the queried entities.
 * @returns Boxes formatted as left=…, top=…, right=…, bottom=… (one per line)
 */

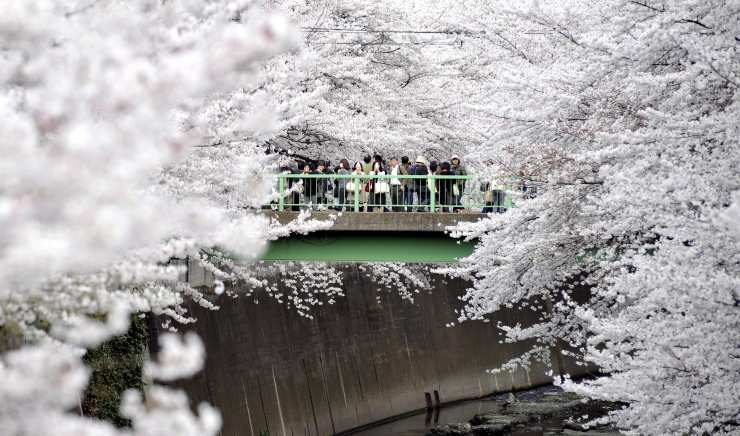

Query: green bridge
left=262, top=173, right=528, bottom=262
left=275, top=173, right=515, bottom=213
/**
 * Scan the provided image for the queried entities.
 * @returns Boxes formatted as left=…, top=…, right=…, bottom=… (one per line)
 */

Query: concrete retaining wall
left=169, top=264, right=578, bottom=436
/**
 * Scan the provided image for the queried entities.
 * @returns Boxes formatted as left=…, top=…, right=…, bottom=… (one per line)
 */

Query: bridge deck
left=265, top=211, right=485, bottom=233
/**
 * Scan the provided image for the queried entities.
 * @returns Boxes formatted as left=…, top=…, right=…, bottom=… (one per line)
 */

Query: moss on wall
left=0, top=321, right=23, bottom=353
left=81, top=315, right=148, bottom=427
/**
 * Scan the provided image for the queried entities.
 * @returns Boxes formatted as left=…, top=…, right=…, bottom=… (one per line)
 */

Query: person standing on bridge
left=450, top=155, right=467, bottom=212
left=323, top=160, right=337, bottom=208
left=336, top=159, right=351, bottom=210
left=316, top=160, right=330, bottom=208
left=482, top=178, right=507, bottom=214
left=362, top=154, right=373, bottom=173
left=428, top=160, right=439, bottom=208
left=351, top=161, right=366, bottom=210
left=438, top=161, right=454, bottom=212
left=388, top=157, right=404, bottom=212
left=301, top=162, right=318, bottom=209
left=361, top=155, right=372, bottom=211
left=400, top=156, right=412, bottom=210
left=370, top=160, right=389, bottom=212
left=411, top=156, right=429, bottom=211
left=373, top=154, right=385, bottom=171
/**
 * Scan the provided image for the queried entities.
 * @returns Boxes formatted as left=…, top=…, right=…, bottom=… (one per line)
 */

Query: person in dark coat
left=410, top=156, right=429, bottom=211
left=438, top=161, right=454, bottom=212
left=335, top=159, right=351, bottom=210
left=428, top=161, right=439, bottom=207
left=301, top=161, right=318, bottom=209
left=400, top=156, right=412, bottom=209
left=317, top=159, right=334, bottom=208
left=450, top=155, right=467, bottom=211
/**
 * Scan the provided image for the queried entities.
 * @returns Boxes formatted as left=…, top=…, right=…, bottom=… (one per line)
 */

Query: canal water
left=347, top=399, right=502, bottom=436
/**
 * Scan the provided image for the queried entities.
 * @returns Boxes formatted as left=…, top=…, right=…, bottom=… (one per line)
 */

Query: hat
left=451, top=155, right=460, bottom=161
left=415, top=155, right=427, bottom=165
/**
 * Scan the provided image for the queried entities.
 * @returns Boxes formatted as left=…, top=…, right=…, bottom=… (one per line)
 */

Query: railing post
left=429, top=174, right=436, bottom=213
left=278, top=174, right=285, bottom=212
left=354, top=175, right=360, bottom=212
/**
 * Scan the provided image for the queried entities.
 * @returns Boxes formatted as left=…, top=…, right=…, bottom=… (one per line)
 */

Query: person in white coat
left=370, top=160, right=389, bottom=212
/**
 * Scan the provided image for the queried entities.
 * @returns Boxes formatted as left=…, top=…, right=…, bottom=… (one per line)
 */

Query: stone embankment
left=428, top=387, right=621, bottom=436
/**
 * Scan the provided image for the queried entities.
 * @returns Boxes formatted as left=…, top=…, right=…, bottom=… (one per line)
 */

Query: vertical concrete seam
left=335, top=351, right=349, bottom=409
left=257, top=378, right=270, bottom=435
left=317, top=355, right=336, bottom=434
left=240, top=378, right=255, bottom=436
left=301, top=358, right=321, bottom=436
left=403, top=333, right=416, bottom=387
left=271, top=366, right=287, bottom=436
left=368, top=341, right=391, bottom=413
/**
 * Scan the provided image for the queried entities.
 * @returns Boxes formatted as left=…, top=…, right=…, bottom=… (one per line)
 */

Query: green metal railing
left=273, top=173, right=519, bottom=213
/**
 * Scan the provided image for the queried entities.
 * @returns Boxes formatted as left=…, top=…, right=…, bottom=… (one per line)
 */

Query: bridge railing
left=272, top=173, right=541, bottom=213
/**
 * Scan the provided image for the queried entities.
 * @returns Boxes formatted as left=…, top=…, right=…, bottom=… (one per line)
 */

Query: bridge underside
left=264, top=211, right=485, bottom=233
left=260, top=211, right=483, bottom=262
left=261, top=231, right=476, bottom=262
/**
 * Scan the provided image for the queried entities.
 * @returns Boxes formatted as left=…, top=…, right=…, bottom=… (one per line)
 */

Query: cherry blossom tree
left=247, top=0, right=489, bottom=161
left=4, top=0, right=739, bottom=434
left=1, top=0, right=303, bottom=433
left=449, top=1, right=740, bottom=434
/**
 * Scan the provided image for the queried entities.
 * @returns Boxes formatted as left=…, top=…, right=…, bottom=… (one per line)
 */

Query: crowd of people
left=277, top=154, right=515, bottom=213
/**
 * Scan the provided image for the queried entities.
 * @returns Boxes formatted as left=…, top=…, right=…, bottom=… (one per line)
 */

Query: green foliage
left=0, top=321, right=23, bottom=353
left=81, top=315, right=149, bottom=427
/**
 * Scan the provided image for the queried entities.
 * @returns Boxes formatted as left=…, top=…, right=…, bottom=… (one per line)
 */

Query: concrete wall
left=169, top=264, right=576, bottom=436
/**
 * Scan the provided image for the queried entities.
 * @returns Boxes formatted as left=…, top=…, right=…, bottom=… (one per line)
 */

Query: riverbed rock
left=562, top=420, right=588, bottom=431
left=506, top=399, right=584, bottom=419
left=469, top=413, right=525, bottom=426
left=546, top=430, right=623, bottom=436
left=426, top=388, right=622, bottom=436
left=470, top=423, right=510, bottom=435
left=427, top=423, right=472, bottom=436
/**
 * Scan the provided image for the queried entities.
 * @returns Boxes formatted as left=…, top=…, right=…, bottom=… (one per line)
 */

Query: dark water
left=348, top=400, right=500, bottom=436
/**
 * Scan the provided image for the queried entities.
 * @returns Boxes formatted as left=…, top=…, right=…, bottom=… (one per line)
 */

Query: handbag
left=345, top=181, right=354, bottom=191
